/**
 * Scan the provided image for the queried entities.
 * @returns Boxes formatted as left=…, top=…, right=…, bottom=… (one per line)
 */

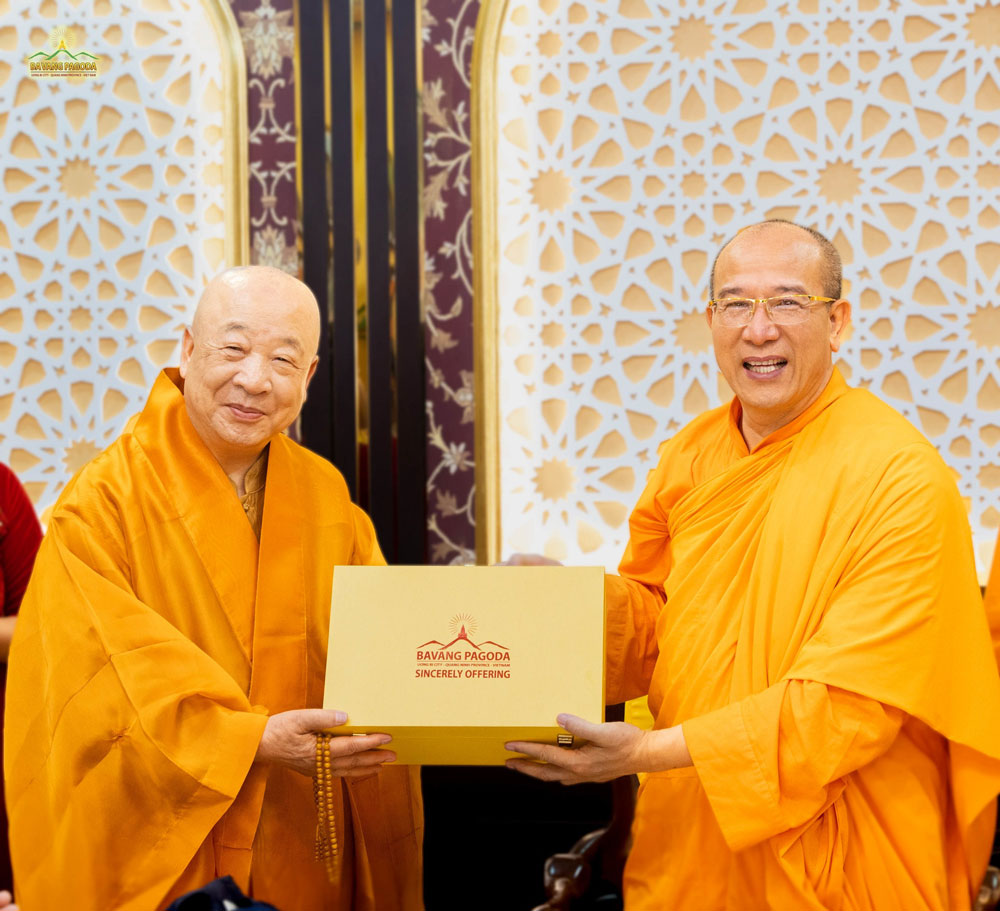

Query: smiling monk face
left=707, top=222, right=851, bottom=449
left=179, top=266, right=320, bottom=470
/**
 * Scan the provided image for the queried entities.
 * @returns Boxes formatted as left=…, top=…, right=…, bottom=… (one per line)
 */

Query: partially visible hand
left=0, top=888, right=18, bottom=909
left=502, top=552, right=562, bottom=566
left=255, top=708, right=396, bottom=778
left=506, top=714, right=653, bottom=784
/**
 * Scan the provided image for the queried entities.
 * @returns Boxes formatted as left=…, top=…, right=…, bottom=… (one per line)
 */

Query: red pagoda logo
left=415, top=614, right=511, bottom=679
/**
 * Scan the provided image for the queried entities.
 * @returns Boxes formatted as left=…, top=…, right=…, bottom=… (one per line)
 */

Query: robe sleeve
left=683, top=680, right=903, bottom=851
left=604, top=446, right=681, bottom=703
left=350, top=503, right=387, bottom=567
left=604, top=574, right=663, bottom=704
left=783, top=444, right=1000, bottom=856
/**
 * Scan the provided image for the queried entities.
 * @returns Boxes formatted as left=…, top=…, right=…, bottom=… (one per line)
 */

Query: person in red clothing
left=0, top=463, right=42, bottom=896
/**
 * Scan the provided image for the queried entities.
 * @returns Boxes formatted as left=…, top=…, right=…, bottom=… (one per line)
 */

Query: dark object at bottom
left=165, top=875, right=281, bottom=911
left=422, top=765, right=616, bottom=909
left=422, top=705, right=629, bottom=910
left=531, top=774, right=635, bottom=911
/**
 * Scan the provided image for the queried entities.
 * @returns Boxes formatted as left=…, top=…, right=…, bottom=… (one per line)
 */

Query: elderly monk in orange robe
left=4, top=267, right=422, bottom=910
left=508, top=220, right=1000, bottom=910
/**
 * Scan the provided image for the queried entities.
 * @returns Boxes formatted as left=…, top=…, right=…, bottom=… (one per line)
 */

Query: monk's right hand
left=255, top=708, right=396, bottom=778
left=502, top=552, right=562, bottom=566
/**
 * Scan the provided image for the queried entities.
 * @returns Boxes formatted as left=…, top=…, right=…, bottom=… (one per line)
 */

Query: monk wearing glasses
left=508, top=220, right=1000, bottom=910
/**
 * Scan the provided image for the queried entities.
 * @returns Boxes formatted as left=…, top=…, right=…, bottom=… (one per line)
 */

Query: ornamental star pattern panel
left=490, top=0, right=1000, bottom=576
left=0, top=0, right=233, bottom=512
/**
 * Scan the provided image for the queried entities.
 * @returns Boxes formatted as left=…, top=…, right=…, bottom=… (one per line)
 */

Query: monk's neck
left=227, top=465, right=253, bottom=496
left=740, top=405, right=810, bottom=451
left=738, top=370, right=833, bottom=451
left=217, top=447, right=267, bottom=496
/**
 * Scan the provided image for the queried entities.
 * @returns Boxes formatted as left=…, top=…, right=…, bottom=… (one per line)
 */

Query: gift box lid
left=323, top=565, right=606, bottom=765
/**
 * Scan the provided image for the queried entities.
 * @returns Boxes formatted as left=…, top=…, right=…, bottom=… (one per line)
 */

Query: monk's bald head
left=710, top=220, right=842, bottom=301
left=179, top=266, right=322, bottom=473
left=192, top=266, right=321, bottom=356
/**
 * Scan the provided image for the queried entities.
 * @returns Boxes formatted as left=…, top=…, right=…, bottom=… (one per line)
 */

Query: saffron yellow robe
left=606, top=368, right=1000, bottom=910
left=5, top=370, right=423, bottom=911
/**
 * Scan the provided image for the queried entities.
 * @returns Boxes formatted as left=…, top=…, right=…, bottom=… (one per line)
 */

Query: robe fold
left=984, top=531, right=1000, bottom=666
left=4, top=369, right=423, bottom=911
left=606, top=368, right=1000, bottom=910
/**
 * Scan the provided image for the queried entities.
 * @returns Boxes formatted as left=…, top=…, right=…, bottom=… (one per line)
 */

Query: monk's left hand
left=256, top=708, right=396, bottom=779
left=505, top=714, right=652, bottom=784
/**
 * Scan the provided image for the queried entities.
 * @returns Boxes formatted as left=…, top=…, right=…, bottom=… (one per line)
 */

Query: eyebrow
left=716, top=283, right=809, bottom=297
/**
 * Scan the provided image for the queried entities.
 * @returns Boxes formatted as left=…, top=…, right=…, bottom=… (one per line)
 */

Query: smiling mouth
left=227, top=403, right=265, bottom=418
left=743, top=357, right=787, bottom=375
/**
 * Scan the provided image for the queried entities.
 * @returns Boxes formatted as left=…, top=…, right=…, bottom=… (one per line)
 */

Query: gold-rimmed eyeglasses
left=707, top=294, right=836, bottom=327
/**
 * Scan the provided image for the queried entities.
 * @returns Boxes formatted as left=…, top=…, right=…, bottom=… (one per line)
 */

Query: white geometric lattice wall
left=0, top=0, right=244, bottom=514
left=481, top=0, right=1000, bottom=580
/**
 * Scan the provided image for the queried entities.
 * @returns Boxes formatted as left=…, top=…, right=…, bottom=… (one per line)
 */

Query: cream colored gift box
left=323, top=565, right=606, bottom=765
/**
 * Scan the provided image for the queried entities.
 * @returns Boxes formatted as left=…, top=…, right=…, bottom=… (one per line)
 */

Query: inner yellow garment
left=239, top=446, right=268, bottom=538
left=605, top=369, right=1000, bottom=910
left=5, top=370, right=423, bottom=911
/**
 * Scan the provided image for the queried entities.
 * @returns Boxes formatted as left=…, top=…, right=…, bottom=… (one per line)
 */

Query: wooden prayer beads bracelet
left=313, top=732, right=338, bottom=881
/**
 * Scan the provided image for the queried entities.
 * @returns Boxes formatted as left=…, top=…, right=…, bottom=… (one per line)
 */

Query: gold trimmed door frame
left=207, top=0, right=250, bottom=267
left=472, top=0, right=511, bottom=566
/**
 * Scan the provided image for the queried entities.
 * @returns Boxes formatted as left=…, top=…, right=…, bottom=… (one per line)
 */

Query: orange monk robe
left=984, top=530, right=1000, bottom=666
left=4, top=369, right=423, bottom=911
left=606, top=368, right=1000, bottom=911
